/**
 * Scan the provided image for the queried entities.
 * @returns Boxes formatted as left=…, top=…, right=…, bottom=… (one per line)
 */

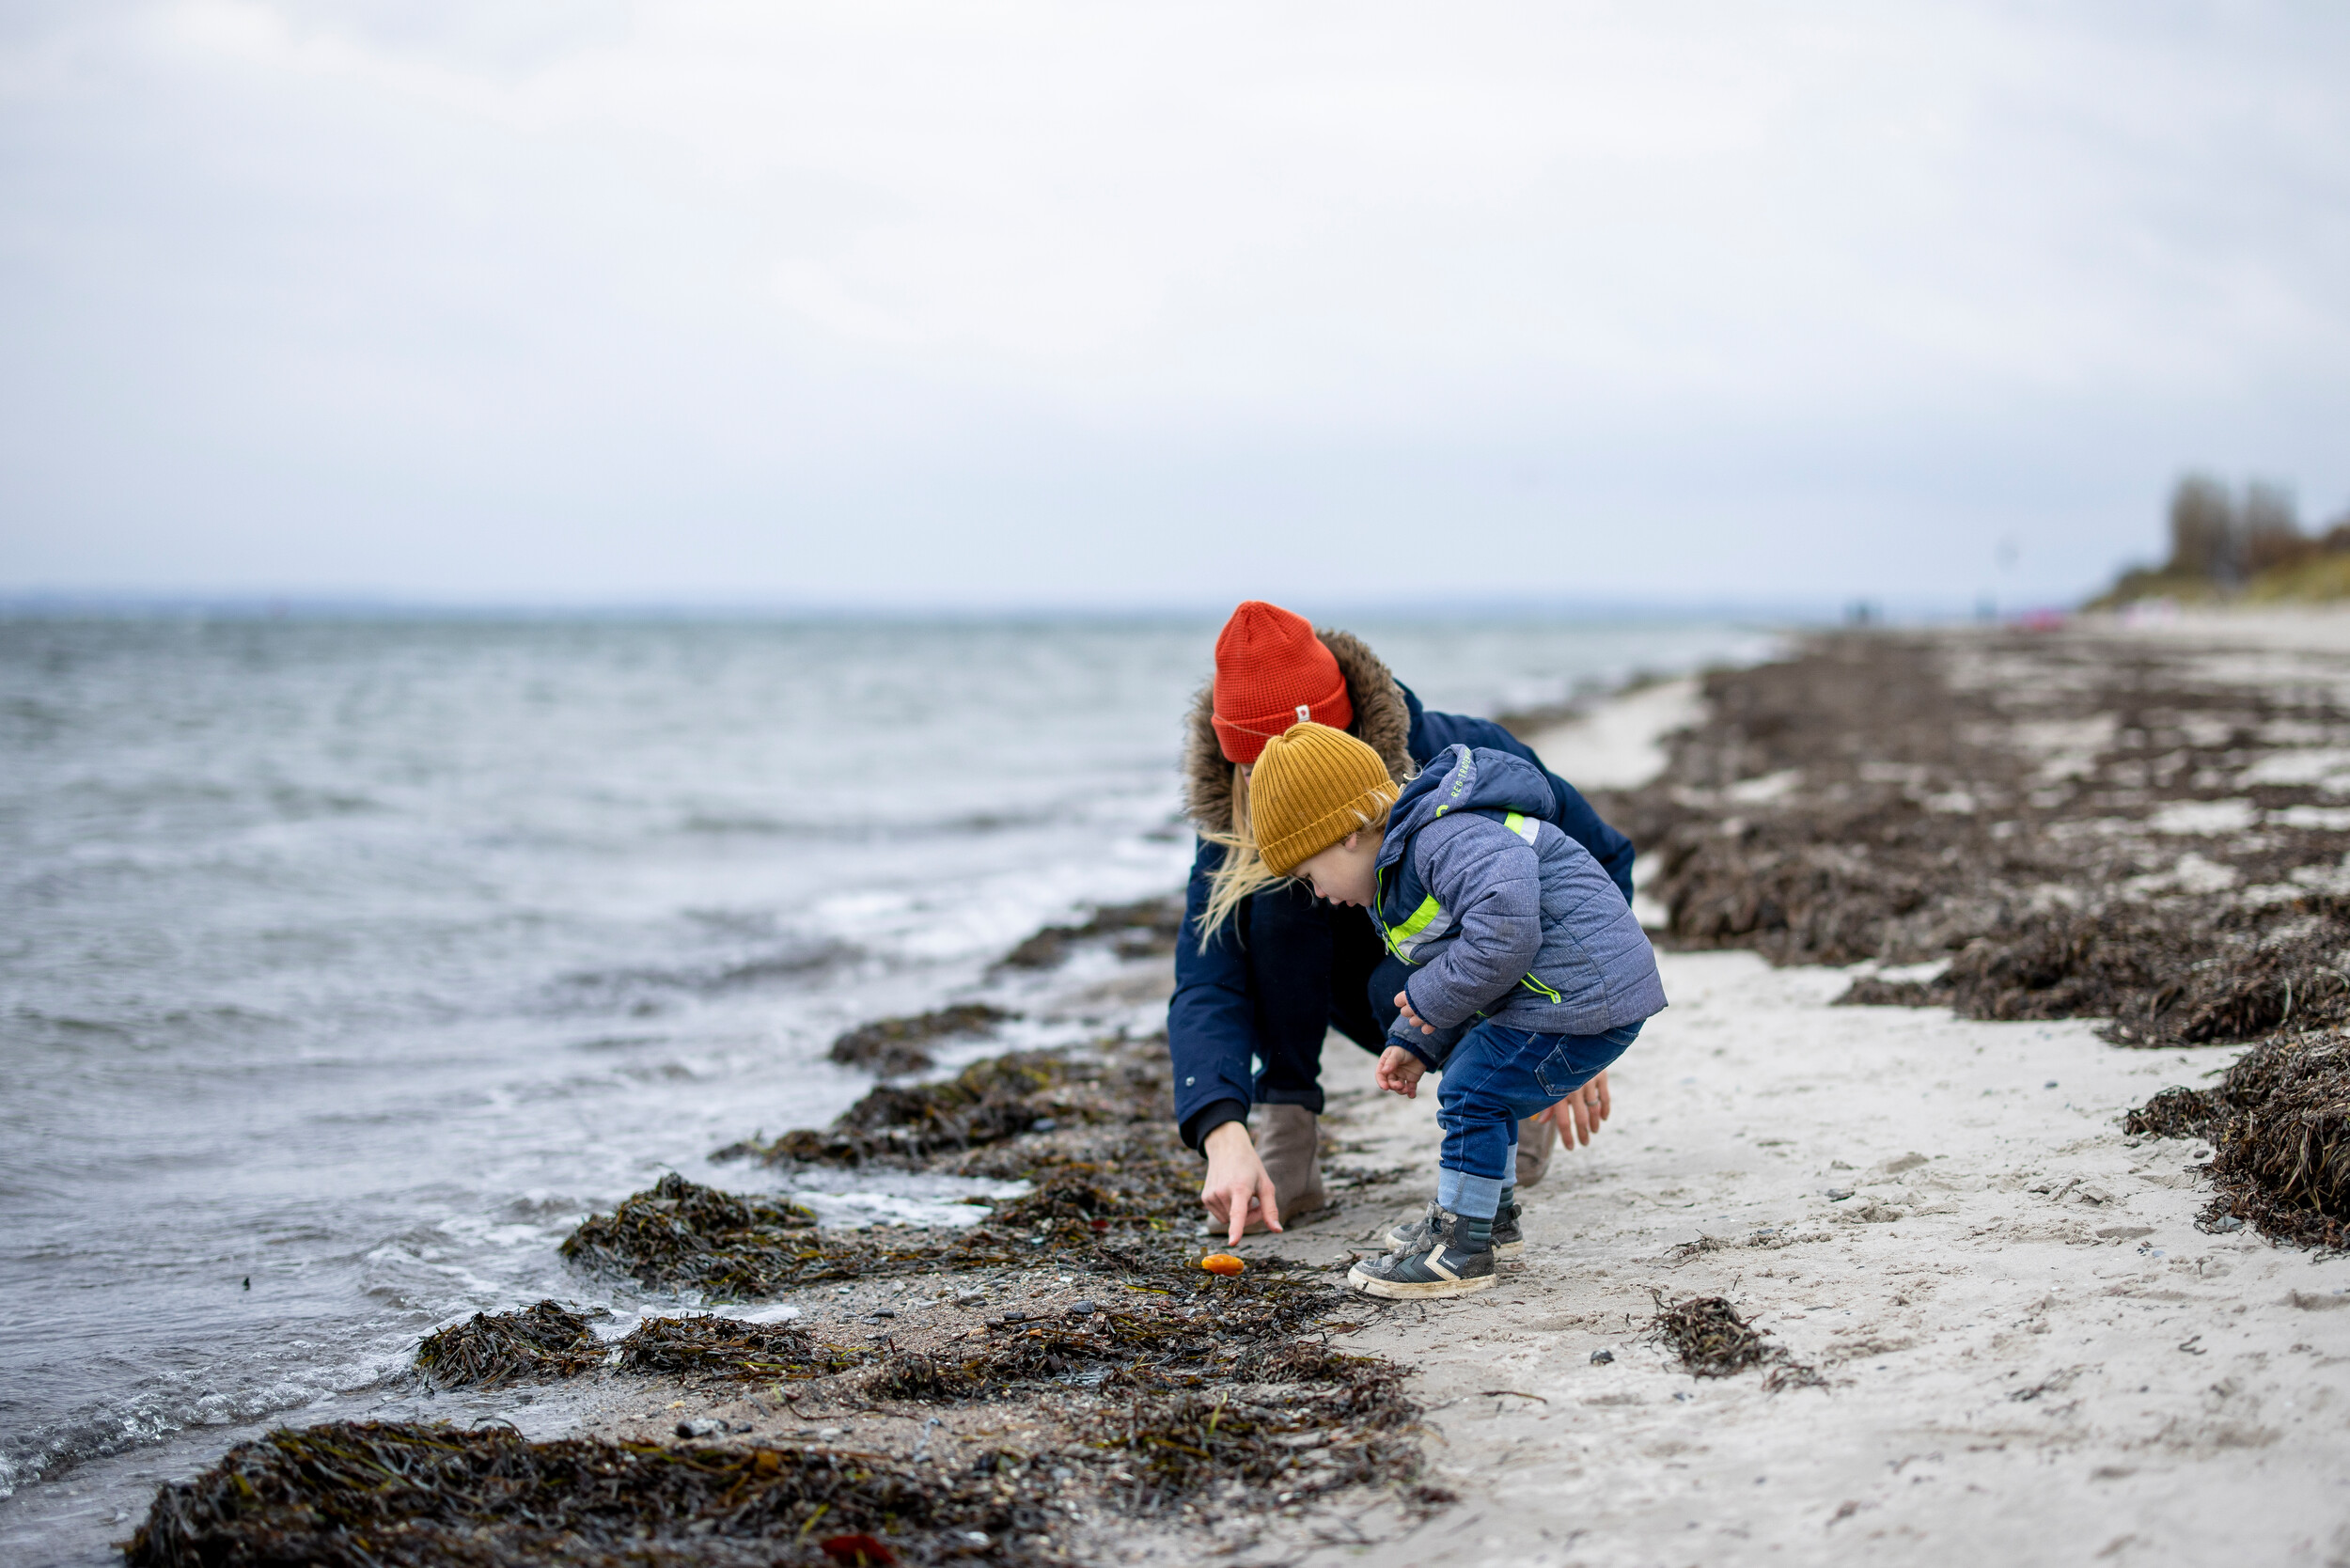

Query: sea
left=0, top=611, right=1776, bottom=1560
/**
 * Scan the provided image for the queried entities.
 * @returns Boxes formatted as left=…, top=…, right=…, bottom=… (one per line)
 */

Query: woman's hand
left=1539, top=1069, right=1613, bottom=1147
left=1374, top=1045, right=1427, bottom=1099
left=1200, top=1121, right=1280, bottom=1246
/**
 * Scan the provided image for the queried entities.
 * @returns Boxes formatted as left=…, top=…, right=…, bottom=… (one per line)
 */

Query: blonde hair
left=1197, top=763, right=1393, bottom=945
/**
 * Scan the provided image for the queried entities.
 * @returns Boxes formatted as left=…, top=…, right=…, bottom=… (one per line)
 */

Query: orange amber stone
left=1200, top=1253, right=1246, bottom=1276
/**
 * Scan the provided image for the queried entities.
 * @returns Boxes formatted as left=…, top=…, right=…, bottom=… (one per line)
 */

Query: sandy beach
left=62, top=609, right=2350, bottom=1568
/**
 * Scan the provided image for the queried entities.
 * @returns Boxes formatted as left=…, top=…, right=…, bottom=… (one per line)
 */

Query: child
left=1248, top=721, right=1668, bottom=1298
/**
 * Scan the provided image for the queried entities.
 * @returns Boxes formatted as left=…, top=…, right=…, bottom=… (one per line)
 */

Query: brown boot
left=1515, top=1114, right=1559, bottom=1188
left=1250, top=1104, right=1329, bottom=1230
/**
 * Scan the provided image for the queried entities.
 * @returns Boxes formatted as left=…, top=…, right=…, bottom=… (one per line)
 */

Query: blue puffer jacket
left=1375, top=744, right=1667, bottom=1071
left=1168, top=626, right=1637, bottom=1147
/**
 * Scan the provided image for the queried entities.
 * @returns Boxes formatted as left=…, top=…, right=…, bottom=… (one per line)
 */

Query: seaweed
left=2127, top=1034, right=2350, bottom=1249
left=617, top=1315, right=870, bottom=1382
left=560, top=1172, right=829, bottom=1297
left=829, top=1005, right=1017, bottom=1079
left=1087, top=1385, right=1421, bottom=1515
left=1598, top=629, right=2350, bottom=1075
left=862, top=1278, right=1355, bottom=1406
left=1647, top=1294, right=1822, bottom=1390
left=995, top=897, right=1184, bottom=971
left=718, top=1053, right=1107, bottom=1168
left=123, top=1420, right=1073, bottom=1568
left=414, top=1300, right=608, bottom=1388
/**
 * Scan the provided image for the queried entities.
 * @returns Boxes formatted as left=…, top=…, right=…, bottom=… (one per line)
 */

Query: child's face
left=1294, top=830, right=1381, bottom=908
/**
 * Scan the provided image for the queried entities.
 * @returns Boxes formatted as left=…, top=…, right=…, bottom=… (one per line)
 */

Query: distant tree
left=2241, top=481, right=2310, bottom=574
left=2167, top=474, right=2238, bottom=583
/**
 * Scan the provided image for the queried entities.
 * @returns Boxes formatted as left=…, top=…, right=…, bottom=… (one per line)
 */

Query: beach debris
left=616, top=1314, right=869, bottom=1382
left=1647, top=1294, right=1823, bottom=1391
left=1201, top=1253, right=1246, bottom=1276
left=1594, top=629, right=2350, bottom=1061
left=149, top=1019, right=1448, bottom=1560
left=995, top=895, right=1184, bottom=970
left=714, top=1051, right=1110, bottom=1168
left=1590, top=1348, right=1615, bottom=1364
left=827, top=1004, right=1016, bottom=1078
left=820, top=1533, right=899, bottom=1566
left=123, top=1420, right=1069, bottom=1568
left=414, top=1299, right=608, bottom=1388
left=2126, top=1034, right=2350, bottom=1249
left=1088, top=1366, right=1424, bottom=1516
left=868, top=1276, right=1355, bottom=1404
left=560, top=1172, right=827, bottom=1297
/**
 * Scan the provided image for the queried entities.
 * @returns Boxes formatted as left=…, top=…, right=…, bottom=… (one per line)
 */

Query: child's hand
left=1393, top=990, right=1435, bottom=1036
left=1375, top=1045, right=1427, bottom=1098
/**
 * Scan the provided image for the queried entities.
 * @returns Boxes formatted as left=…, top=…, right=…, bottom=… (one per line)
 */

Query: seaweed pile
left=2126, top=1034, right=2350, bottom=1249
left=864, top=1278, right=1340, bottom=1403
left=1647, top=1294, right=1821, bottom=1392
left=618, top=1315, right=870, bottom=1383
left=125, top=1420, right=1072, bottom=1568
left=714, top=1052, right=1133, bottom=1168
left=560, top=1172, right=823, bottom=1297
left=995, top=897, right=1184, bottom=971
left=830, top=1005, right=1018, bottom=1078
left=1587, top=630, right=2350, bottom=1054
left=415, top=1300, right=609, bottom=1388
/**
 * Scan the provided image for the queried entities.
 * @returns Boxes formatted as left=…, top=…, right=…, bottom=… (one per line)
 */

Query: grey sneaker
left=1384, top=1198, right=1522, bottom=1259
left=1349, top=1210, right=1496, bottom=1299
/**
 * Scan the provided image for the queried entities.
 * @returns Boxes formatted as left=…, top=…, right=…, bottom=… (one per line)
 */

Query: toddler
left=1249, top=722, right=1668, bottom=1297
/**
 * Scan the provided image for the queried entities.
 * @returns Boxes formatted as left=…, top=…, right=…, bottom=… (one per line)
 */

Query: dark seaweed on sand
left=1648, top=1294, right=1822, bottom=1391
left=560, top=1171, right=823, bottom=1297
left=2126, top=1034, right=2350, bottom=1249
left=415, top=1300, right=608, bottom=1388
left=828, top=1004, right=1017, bottom=1078
left=714, top=1052, right=1109, bottom=1168
left=123, top=1420, right=1073, bottom=1568
left=616, top=1315, right=870, bottom=1381
left=1587, top=633, right=2350, bottom=1055
left=1088, top=1381, right=1424, bottom=1516
left=865, top=1277, right=1351, bottom=1403
left=994, top=896, right=1184, bottom=971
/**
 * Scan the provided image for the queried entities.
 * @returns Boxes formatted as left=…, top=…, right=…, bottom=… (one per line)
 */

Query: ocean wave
left=678, top=806, right=1064, bottom=839
left=541, top=940, right=862, bottom=1011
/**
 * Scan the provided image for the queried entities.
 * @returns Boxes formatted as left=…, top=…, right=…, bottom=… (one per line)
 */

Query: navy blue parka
left=1168, top=630, right=1634, bottom=1151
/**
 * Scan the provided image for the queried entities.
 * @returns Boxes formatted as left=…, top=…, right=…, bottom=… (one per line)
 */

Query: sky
left=2, top=1, right=2346, bottom=612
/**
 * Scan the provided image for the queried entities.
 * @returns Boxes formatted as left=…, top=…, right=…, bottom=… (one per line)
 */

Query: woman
left=1170, top=602, right=1637, bottom=1244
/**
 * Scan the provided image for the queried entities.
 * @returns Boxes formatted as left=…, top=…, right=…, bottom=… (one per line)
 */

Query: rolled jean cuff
left=1437, top=1168, right=1507, bottom=1221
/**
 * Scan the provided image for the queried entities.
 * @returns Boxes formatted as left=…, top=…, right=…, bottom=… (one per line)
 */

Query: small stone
left=1825, top=1188, right=1854, bottom=1202
left=1590, top=1348, right=1615, bottom=1365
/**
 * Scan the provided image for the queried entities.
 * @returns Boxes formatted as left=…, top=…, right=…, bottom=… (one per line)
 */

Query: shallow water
left=0, top=611, right=1771, bottom=1540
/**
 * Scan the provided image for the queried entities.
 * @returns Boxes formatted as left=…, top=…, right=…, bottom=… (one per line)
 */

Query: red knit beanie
left=1211, top=601, right=1355, bottom=764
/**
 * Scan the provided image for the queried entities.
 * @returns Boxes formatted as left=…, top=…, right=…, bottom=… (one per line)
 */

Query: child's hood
left=1375, top=744, right=1557, bottom=871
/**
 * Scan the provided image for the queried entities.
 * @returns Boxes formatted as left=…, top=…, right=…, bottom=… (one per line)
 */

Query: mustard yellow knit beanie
left=1249, top=722, right=1401, bottom=876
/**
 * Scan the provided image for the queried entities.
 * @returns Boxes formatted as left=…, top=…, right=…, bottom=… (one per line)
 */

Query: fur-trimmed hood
left=1182, top=626, right=1415, bottom=837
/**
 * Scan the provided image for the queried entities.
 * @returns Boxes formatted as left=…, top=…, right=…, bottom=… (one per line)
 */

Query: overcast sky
left=3, top=2, right=2345, bottom=610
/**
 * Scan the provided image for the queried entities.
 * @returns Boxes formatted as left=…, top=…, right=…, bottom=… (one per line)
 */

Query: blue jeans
left=1434, top=1019, right=1644, bottom=1221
